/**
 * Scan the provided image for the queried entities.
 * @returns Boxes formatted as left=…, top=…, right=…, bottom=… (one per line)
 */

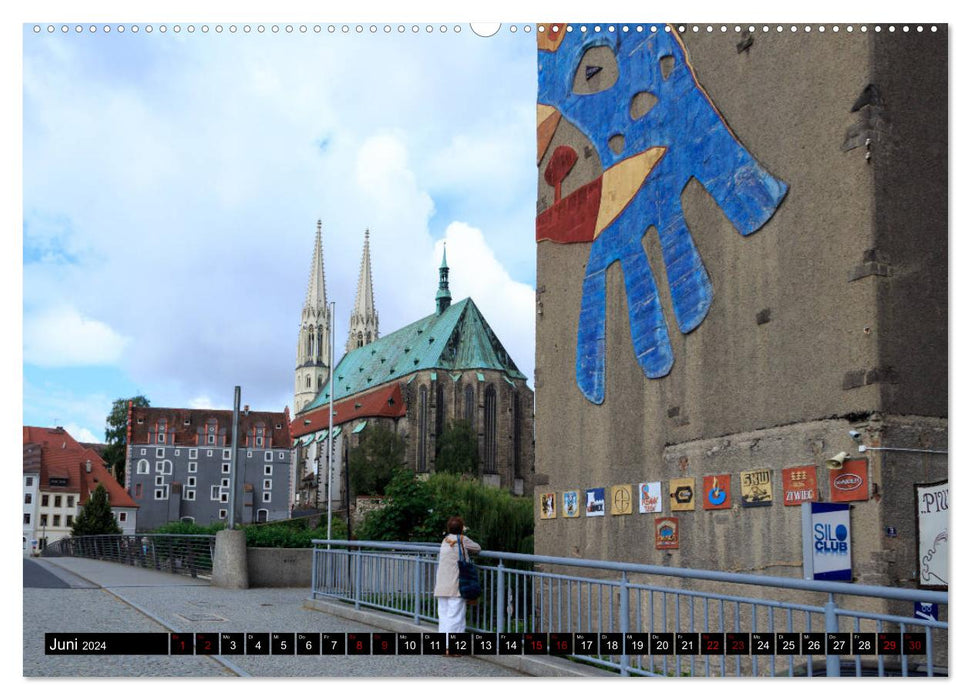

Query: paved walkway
left=24, top=556, right=526, bottom=678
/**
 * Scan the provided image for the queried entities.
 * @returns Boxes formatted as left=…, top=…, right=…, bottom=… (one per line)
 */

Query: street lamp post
left=326, top=301, right=335, bottom=549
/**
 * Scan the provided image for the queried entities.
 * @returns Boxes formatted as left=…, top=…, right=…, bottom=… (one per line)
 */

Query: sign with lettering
left=915, top=480, right=948, bottom=589
left=810, top=502, right=852, bottom=581
left=638, top=482, right=663, bottom=513
left=740, top=468, right=773, bottom=507
left=539, top=493, right=556, bottom=520
left=783, top=466, right=818, bottom=506
left=669, top=478, right=695, bottom=511
left=611, top=485, right=633, bottom=515
left=829, top=459, right=869, bottom=502
left=585, top=488, right=605, bottom=517
left=655, top=517, right=679, bottom=549
left=562, top=490, right=580, bottom=518
left=702, top=474, right=732, bottom=510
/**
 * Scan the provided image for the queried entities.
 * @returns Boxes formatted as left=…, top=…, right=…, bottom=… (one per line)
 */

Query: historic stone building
left=291, top=236, right=534, bottom=512
left=125, top=405, right=293, bottom=530
left=533, top=24, right=947, bottom=598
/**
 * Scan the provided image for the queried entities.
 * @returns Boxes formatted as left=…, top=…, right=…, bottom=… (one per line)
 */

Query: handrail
left=311, top=539, right=948, bottom=605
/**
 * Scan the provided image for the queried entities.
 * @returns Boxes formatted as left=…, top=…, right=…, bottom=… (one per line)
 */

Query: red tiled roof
left=23, top=425, right=137, bottom=508
left=128, top=406, right=292, bottom=448
left=292, top=382, right=406, bottom=438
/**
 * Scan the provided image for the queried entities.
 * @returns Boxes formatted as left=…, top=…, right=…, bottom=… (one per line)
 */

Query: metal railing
left=43, top=534, right=216, bottom=578
left=310, top=539, right=948, bottom=677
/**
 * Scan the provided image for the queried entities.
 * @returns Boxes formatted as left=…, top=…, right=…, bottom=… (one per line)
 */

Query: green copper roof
left=302, top=297, right=525, bottom=411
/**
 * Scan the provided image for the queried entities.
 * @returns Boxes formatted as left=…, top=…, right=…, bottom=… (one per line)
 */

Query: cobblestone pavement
left=24, top=557, right=524, bottom=678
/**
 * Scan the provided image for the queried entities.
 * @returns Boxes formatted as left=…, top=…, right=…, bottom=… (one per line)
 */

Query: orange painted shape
left=537, top=106, right=562, bottom=164
left=537, top=24, right=568, bottom=52
left=594, top=147, right=666, bottom=237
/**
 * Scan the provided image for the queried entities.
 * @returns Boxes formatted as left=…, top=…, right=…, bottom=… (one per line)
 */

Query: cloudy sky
left=22, top=21, right=538, bottom=443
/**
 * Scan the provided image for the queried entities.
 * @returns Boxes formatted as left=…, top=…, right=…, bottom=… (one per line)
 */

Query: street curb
left=39, top=558, right=249, bottom=678
left=303, top=596, right=615, bottom=678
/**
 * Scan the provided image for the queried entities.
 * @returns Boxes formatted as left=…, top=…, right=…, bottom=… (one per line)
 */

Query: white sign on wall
left=916, top=480, right=948, bottom=589
left=806, top=502, right=852, bottom=581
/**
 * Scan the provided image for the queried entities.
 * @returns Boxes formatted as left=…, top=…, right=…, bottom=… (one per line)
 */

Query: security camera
left=848, top=430, right=862, bottom=442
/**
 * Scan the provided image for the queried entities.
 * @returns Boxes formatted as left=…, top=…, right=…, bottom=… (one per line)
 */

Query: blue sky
left=22, top=20, right=538, bottom=442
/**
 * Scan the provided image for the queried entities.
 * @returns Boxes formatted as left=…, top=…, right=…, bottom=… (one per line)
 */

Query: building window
left=118, top=512, right=127, bottom=523
left=155, top=475, right=164, bottom=486
left=218, top=509, right=227, bottom=519
left=221, top=478, right=230, bottom=489
left=418, top=385, right=428, bottom=473
left=206, top=450, right=213, bottom=457
left=40, top=514, right=48, bottom=527
left=187, top=476, right=196, bottom=487
left=484, top=384, right=497, bottom=474
left=137, top=459, right=150, bottom=474
left=54, top=495, right=62, bottom=508
left=157, top=432, right=165, bottom=444
left=42, top=494, right=49, bottom=507
left=188, top=462, right=197, bottom=473
left=156, top=460, right=172, bottom=475
left=257, top=509, right=268, bottom=523
left=154, top=486, right=169, bottom=500
left=53, top=515, right=61, bottom=527
left=67, top=495, right=74, bottom=508
left=465, top=385, right=475, bottom=424
left=156, top=448, right=165, bottom=458
left=135, top=484, right=142, bottom=498
left=264, top=465, right=273, bottom=476
left=24, top=493, right=31, bottom=505
left=25, top=476, right=33, bottom=487
left=206, top=421, right=217, bottom=445
left=189, top=449, right=197, bottom=459
left=220, top=492, right=229, bottom=503
left=140, top=448, right=146, bottom=455
left=262, top=492, right=271, bottom=503
left=247, top=450, right=252, bottom=458
left=66, top=515, right=73, bottom=527
left=185, top=490, right=195, bottom=501
left=23, top=513, right=30, bottom=525
left=222, top=463, right=231, bottom=474
left=264, top=451, right=273, bottom=462
left=174, top=449, right=180, bottom=457
left=222, top=448, right=231, bottom=459
left=255, top=424, right=265, bottom=448
left=210, top=486, right=221, bottom=501
left=263, top=479, right=272, bottom=491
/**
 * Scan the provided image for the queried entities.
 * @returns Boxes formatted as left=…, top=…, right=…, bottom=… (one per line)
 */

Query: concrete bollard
left=212, top=529, right=249, bottom=589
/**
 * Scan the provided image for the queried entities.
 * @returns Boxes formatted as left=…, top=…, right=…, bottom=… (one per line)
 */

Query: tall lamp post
left=326, top=301, right=335, bottom=548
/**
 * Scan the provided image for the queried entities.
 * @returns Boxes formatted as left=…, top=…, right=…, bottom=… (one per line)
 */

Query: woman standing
left=434, top=516, right=481, bottom=656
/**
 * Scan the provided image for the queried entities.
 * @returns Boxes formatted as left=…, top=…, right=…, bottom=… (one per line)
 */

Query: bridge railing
left=42, top=534, right=216, bottom=578
left=310, top=539, right=948, bottom=677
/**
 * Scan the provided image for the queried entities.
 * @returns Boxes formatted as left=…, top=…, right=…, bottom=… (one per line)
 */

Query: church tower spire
left=436, top=243, right=451, bottom=315
left=346, top=229, right=379, bottom=353
left=295, top=220, right=332, bottom=413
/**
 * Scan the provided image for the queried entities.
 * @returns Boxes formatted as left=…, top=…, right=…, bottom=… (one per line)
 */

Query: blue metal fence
left=310, top=539, right=947, bottom=677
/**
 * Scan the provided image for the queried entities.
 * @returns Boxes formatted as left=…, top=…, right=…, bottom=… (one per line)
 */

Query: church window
left=357, top=331, right=364, bottom=348
left=464, top=385, right=475, bottom=424
left=418, top=385, right=428, bottom=472
left=307, top=376, right=311, bottom=388
left=435, top=384, right=444, bottom=439
left=484, top=385, right=497, bottom=474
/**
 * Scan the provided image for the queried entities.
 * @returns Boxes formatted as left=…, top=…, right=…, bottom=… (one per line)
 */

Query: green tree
left=71, top=484, right=122, bottom=536
left=103, top=395, right=150, bottom=484
left=434, top=419, right=479, bottom=475
left=348, top=424, right=406, bottom=497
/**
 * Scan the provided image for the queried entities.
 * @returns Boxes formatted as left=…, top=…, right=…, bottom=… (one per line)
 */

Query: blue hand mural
left=537, top=26, right=788, bottom=404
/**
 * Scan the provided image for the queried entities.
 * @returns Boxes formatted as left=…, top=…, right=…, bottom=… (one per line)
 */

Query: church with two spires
left=290, top=222, right=534, bottom=514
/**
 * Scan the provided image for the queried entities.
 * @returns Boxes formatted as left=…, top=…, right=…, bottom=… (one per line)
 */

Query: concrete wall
left=246, top=547, right=313, bottom=588
left=534, top=27, right=947, bottom=591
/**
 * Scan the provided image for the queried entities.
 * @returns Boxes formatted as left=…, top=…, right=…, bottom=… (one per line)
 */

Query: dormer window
left=254, top=423, right=265, bottom=448
left=206, top=420, right=217, bottom=445
left=156, top=419, right=167, bottom=444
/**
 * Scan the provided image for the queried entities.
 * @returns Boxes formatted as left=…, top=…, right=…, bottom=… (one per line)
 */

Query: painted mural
left=537, top=25, right=788, bottom=403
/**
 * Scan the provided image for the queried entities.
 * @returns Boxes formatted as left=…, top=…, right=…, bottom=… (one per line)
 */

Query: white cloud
left=23, top=306, right=130, bottom=367
left=436, top=222, right=535, bottom=384
left=64, top=424, right=100, bottom=444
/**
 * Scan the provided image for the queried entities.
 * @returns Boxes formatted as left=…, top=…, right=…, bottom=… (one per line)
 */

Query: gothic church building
left=291, top=223, right=534, bottom=513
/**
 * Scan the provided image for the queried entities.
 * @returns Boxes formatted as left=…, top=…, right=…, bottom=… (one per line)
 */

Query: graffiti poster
left=740, top=468, right=773, bottom=507
left=585, top=488, right=605, bottom=517
left=701, top=474, right=731, bottom=510
left=669, top=477, right=695, bottom=511
left=829, top=459, right=869, bottom=502
left=563, top=490, right=580, bottom=518
left=655, top=517, right=679, bottom=549
left=782, top=466, right=818, bottom=506
left=916, top=480, right=948, bottom=589
left=611, top=484, right=633, bottom=515
left=539, top=492, right=557, bottom=519
left=638, top=482, right=663, bottom=513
